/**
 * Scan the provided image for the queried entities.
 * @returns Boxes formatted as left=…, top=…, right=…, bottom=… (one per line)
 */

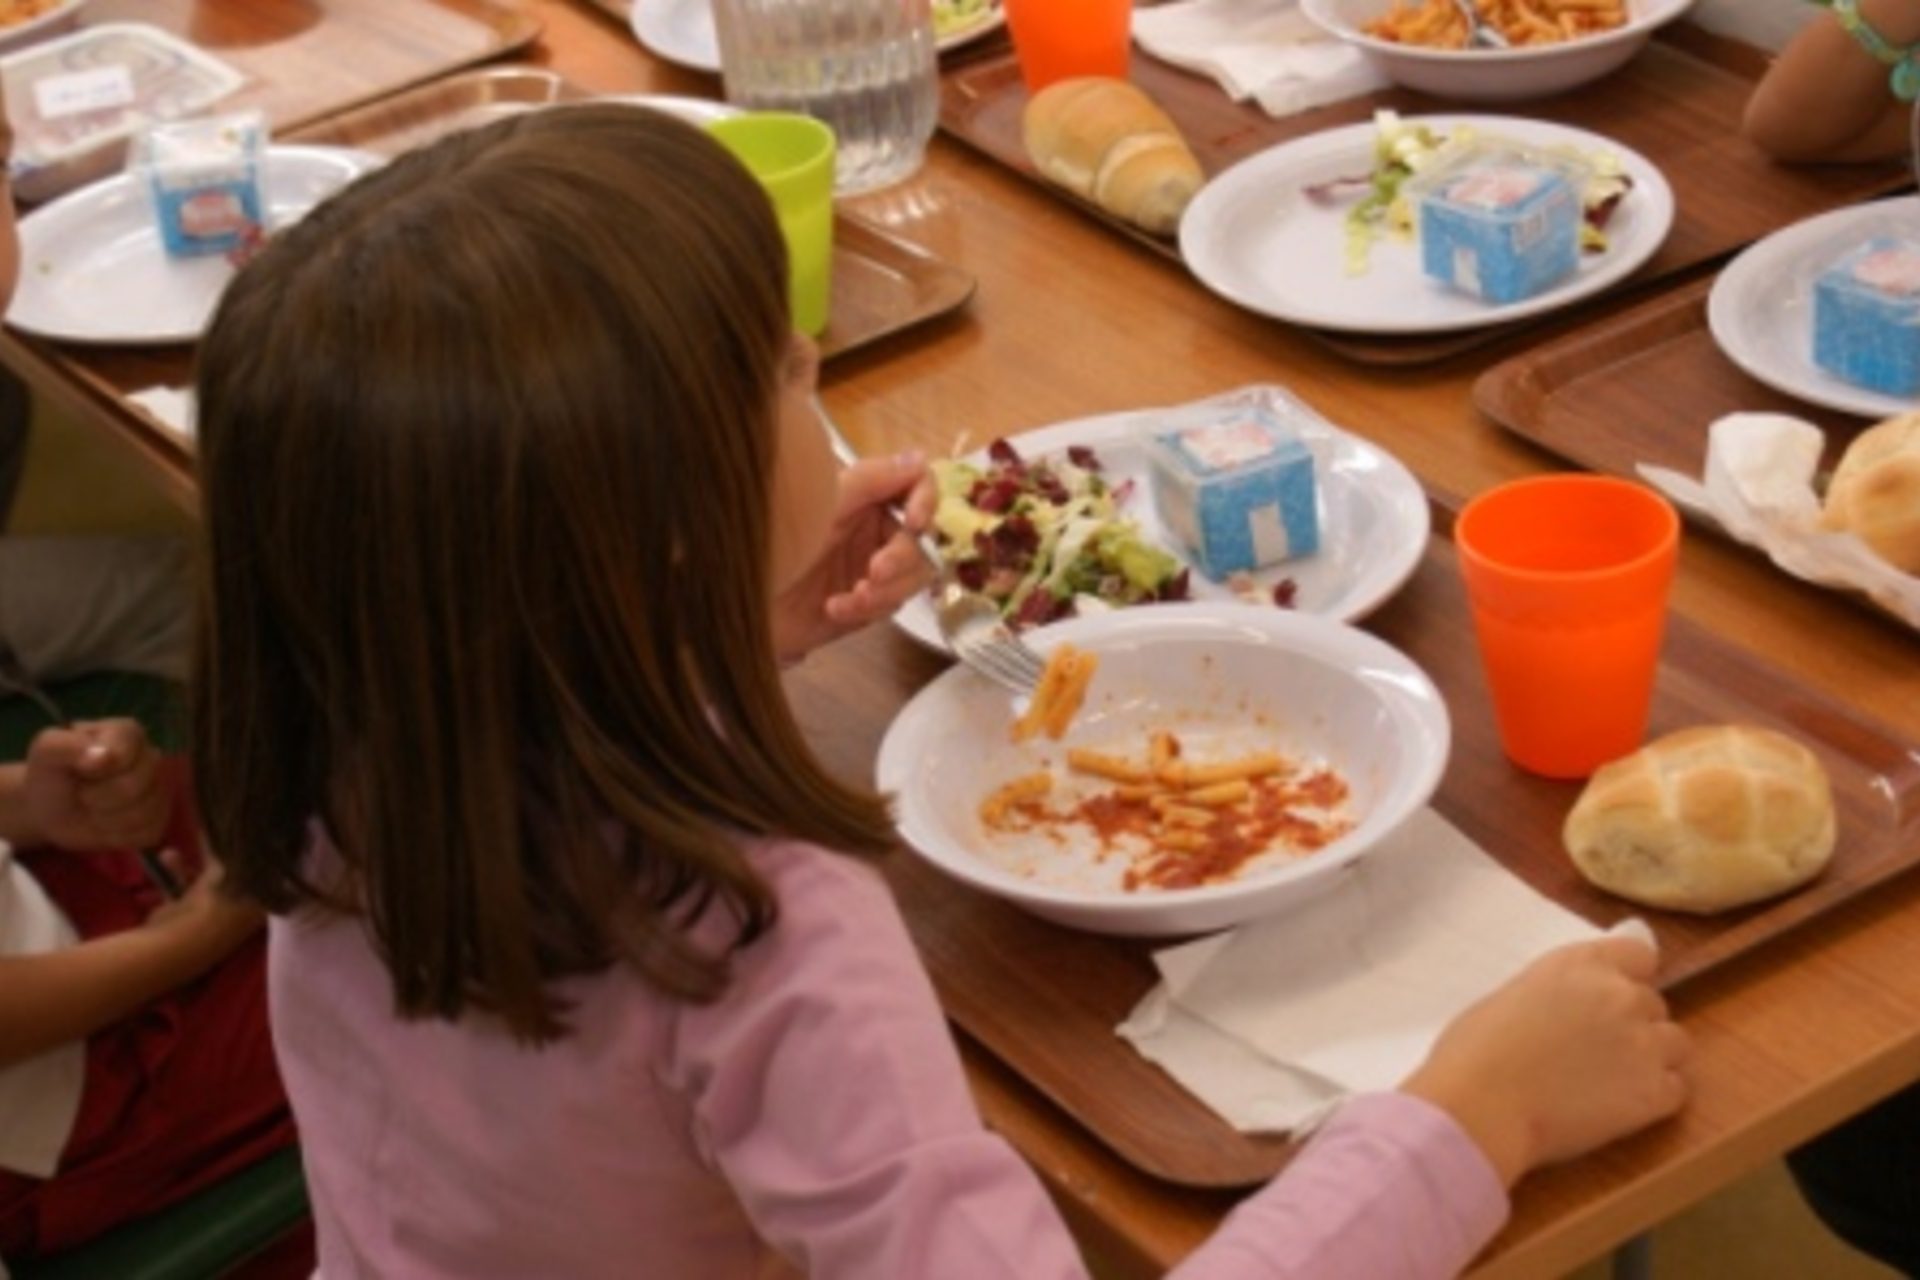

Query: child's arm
left=1746, top=0, right=1920, bottom=162
left=0, top=863, right=262, bottom=1067
left=0, top=721, right=171, bottom=852
left=667, top=849, right=1685, bottom=1279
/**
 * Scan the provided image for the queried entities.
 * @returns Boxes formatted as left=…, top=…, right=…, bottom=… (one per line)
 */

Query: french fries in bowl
left=1300, top=0, right=1694, bottom=102
left=877, top=604, right=1449, bottom=937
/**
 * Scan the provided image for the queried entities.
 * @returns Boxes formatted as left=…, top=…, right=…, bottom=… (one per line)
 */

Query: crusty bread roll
left=1022, top=77, right=1203, bottom=236
left=1822, top=412, right=1920, bottom=574
left=1562, top=725, right=1835, bottom=915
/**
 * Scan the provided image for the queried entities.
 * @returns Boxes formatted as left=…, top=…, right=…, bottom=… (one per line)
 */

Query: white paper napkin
left=1639, top=413, right=1920, bottom=632
left=1132, top=0, right=1390, bottom=119
left=128, top=385, right=196, bottom=443
left=1119, top=807, right=1649, bottom=1134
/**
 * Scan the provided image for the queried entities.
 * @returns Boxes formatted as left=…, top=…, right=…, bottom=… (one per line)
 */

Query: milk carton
left=1409, top=143, right=1584, bottom=305
left=1148, top=404, right=1318, bottom=581
left=132, top=111, right=266, bottom=259
left=1812, top=238, right=1920, bottom=396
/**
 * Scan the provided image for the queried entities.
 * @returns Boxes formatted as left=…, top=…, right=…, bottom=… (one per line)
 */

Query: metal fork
left=0, top=639, right=184, bottom=897
left=1450, top=0, right=1510, bottom=48
left=811, top=398, right=1047, bottom=694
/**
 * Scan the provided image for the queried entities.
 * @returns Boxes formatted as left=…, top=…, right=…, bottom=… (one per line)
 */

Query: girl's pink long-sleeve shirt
left=272, top=837, right=1508, bottom=1278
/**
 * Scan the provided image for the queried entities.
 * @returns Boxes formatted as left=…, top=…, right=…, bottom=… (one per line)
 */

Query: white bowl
left=876, top=603, right=1450, bottom=937
left=0, top=0, right=85, bottom=56
left=1301, top=0, right=1695, bottom=102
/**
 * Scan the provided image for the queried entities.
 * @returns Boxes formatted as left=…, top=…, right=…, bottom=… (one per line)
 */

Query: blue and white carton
left=1147, top=403, right=1319, bottom=581
left=1409, top=143, right=1584, bottom=305
left=132, top=111, right=267, bottom=259
left=1812, top=238, right=1920, bottom=396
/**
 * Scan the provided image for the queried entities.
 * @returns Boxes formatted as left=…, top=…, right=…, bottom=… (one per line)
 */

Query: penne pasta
left=1012, top=644, right=1098, bottom=743
left=1043, top=650, right=1098, bottom=740
left=1183, top=780, right=1252, bottom=808
left=1160, top=752, right=1285, bottom=790
left=1361, top=0, right=1625, bottom=49
left=978, top=771, right=1052, bottom=825
left=986, top=700, right=1356, bottom=890
left=1068, top=748, right=1151, bottom=784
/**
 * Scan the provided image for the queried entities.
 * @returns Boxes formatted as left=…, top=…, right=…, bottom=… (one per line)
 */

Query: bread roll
left=1822, top=411, right=1920, bottom=574
left=1022, top=78, right=1203, bottom=236
left=1562, top=725, right=1835, bottom=915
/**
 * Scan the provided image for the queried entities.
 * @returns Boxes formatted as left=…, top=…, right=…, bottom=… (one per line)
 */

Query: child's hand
left=22, top=719, right=171, bottom=852
left=145, top=853, right=264, bottom=965
left=772, top=451, right=937, bottom=663
left=1399, top=935, right=1689, bottom=1188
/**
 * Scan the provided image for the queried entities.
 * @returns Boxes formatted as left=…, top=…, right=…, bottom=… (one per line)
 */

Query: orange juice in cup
left=1004, top=0, right=1133, bottom=93
left=1456, top=475, right=1679, bottom=780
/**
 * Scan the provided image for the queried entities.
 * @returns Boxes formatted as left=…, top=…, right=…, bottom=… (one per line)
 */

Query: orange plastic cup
left=1004, top=0, right=1133, bottom=93
left=1455, top=475, right=1679, bottom=780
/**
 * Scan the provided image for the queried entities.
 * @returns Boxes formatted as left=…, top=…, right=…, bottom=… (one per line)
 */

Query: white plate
left=8, top=146, right=382, bottom=346
left=877, top=603, right=1450, bottom=936
left=1179, top=116, right=1674, bottom=335
left=630, top=0, right=1004, bottom=74
left=893, top=399, right=1430, bottom=652
left=1707, top=196, right=1920, bottom=420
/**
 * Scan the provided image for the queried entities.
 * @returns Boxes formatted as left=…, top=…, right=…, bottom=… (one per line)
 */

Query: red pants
left=0, top=805, right=295, bottom=1259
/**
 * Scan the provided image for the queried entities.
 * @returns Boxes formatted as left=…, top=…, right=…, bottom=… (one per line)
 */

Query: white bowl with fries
left=1301, top=0, right=1694, bottom=102
left=877, top=604, right=1449, bottom=937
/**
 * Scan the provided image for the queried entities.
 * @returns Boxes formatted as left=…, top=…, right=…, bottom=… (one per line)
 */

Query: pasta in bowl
left=876, top=603, right=1449, bottom=936
left=0, top=0, right=83, bottom=54
left=1300, top=0, right=1695, bottom=102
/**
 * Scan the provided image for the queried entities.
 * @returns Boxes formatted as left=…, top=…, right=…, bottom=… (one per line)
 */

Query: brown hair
left=193, top=106, right=896, bottom=1042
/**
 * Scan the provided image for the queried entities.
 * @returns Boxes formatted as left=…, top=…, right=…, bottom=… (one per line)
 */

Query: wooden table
left=13, top=4, right=1920, bottom=1277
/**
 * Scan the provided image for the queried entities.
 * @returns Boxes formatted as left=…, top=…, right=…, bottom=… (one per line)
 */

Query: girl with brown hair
left=194, top=105, right=1687, bottom=1278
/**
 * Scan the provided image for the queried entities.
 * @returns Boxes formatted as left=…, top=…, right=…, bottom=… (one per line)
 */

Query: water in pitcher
left=713, top=0, right=939, bottom=194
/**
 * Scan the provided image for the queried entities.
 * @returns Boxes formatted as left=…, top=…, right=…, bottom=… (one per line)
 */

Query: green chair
left=11, top=1148, right=308, bottom=1280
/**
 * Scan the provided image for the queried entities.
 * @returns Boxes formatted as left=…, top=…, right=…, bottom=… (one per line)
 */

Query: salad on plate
left=1309, top=110, right=1634, bottom=275
left=932, top=0, right=998, bottom=39
left=932, top=437, right=1192, bottom=630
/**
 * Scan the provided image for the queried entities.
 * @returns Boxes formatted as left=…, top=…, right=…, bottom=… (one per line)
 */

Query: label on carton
left=1853, top=249, right=1920, bottom=296
left=1445, top=166, right=1540, bottom=211
left=32, top=67, right=136, bottom=121
left=1177, top=421, right=1275, bottom=472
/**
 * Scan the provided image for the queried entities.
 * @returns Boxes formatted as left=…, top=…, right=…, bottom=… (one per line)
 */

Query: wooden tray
left=19, top=0, right=543, bottom=202
left=574, top=0, right=1011, bottom=65
left=287, top=68, right=978, bottom=364
left=1473, top=274, right=1867, bottom=484
left=871, top=513, right=1920, bottom=1189
left=938, top=26, right=1910, bottom=366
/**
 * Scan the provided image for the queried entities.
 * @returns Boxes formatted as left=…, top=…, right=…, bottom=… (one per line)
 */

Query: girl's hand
left=144, top=853, right=264, bottom=966
left=22, top=719, right=171, bottom=852
left=1399, top=935, right=1690, bottom=1188
left=772, top=452, right=937, bottom=664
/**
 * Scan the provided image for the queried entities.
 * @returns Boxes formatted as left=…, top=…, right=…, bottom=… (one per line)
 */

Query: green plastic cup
left=707, top=113, right=835, bottom=337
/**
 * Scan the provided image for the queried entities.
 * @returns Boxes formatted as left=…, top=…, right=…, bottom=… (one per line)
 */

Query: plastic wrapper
left=2, top=23, right=245, bottom=203
left=131, top=110, right=267, bottom=258
left=1639, top=413, right=1920, bottom=632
